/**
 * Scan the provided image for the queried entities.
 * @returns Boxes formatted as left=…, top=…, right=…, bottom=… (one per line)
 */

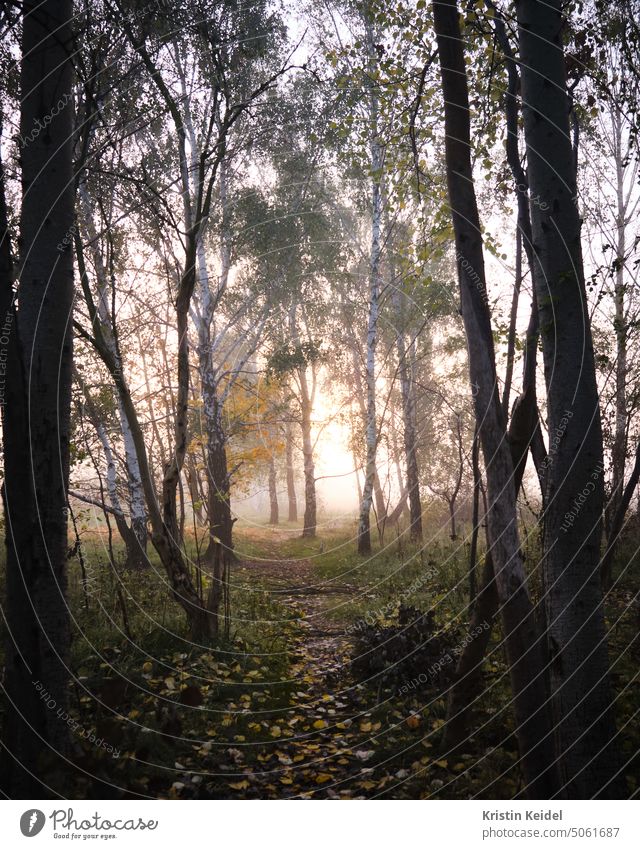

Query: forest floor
left=176, top=536, right=482, bottom=800
left=8, top=522, right=640, bottom=798
left=63, top=526, right=527, bottom=799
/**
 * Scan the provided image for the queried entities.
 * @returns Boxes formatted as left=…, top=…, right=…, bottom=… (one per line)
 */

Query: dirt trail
left=203, top=551, right=419, bottom=799
left=236, top=553, right=357, bottom=722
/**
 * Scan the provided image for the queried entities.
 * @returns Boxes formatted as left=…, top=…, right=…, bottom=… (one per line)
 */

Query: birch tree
left=357, top=14, right=384, bottom=555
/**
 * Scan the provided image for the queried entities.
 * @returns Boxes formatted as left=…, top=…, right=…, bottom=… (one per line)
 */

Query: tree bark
left=607, top=104, right=628, bottom=540
left=76, top=243, right=210, bottom=640
left=350, top=348, right=387, bottom=529
left=357, top=17, right=383, bottom=556
left=468, top=424, right=481, bottom=605
left=602, top=438, right=640, bottom=586
left=1, top=0, right=74, bottom=796
left=502, top=229, right=523, bottom=418
left=77, top=374, right=145, bottom=566
left=517, top=0, right=625, bottom=797
left=268, top=457, right=279, bottom=525
left=285, top=421, right=298, bottom=521
left=443, top=3, right=548, bottom=763
left=78, top=181, right=147, bottom=559
left=190, top=148, right=235, bottom=566
left=393, top=287, right=423, bottom=541
left=289, top=305, right=318, bottom=538
left=433, top=0, right=558, bottom=797
left=300, top=378, right=317, bottom=537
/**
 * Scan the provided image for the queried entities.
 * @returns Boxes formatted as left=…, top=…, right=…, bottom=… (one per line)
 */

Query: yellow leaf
left=359, top=721, right=372, bottom=732
left=315, top=773, right=332, bottom=784
left=313, top=719, right=327, bottom=730
left=229, top=780, right=250, bottom=790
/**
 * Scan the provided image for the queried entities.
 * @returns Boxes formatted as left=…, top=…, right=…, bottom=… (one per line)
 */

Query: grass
left=1, top=516, right=639, bottom=797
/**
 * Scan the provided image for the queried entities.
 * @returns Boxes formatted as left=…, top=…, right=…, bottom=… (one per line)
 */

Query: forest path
left=198, top=539, right=430, bottom=799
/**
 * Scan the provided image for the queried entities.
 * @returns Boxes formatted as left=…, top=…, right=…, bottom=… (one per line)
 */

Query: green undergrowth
left=0, top=519, right=639, bottom=797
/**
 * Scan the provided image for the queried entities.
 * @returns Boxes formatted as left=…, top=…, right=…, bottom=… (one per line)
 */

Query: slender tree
left=357, top=14, right=384, bottom=555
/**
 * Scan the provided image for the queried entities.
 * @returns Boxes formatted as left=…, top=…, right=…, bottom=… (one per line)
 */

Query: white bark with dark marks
left=357, top=17, right=383, bottom=556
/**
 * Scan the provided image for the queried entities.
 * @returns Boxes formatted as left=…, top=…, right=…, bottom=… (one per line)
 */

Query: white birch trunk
left=357, top=18, right=383, bottom=555
left=78, top=181, right=147, bottom=551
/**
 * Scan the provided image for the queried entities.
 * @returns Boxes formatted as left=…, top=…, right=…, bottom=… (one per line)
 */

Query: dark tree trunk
left=517, top=0, right=625, bottom=798
left=602, top=438, right=640, bottom=588
left=442, top=3, right=547, bottom=766
left=204, top=394, right=234, bottom=556
left=443, top=554, right=498, bottom=754
left=433, top=0, right=558, bottom=797
left=202, top=396, right=234, bottom=637
left=300, top=387, right=317, bottom=538
left=447, top=499, right=457, bottom=541
left=1, top=0, right=74, bottom=797
left=285, top=421, right=298, bottom=521
left=605, top=105, right=629, bottom=542
left=268, top=457, right=279, bottom=525
left=468, top=424, right=481, bottom=605
left=394, top=288, right=423, bottom=542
